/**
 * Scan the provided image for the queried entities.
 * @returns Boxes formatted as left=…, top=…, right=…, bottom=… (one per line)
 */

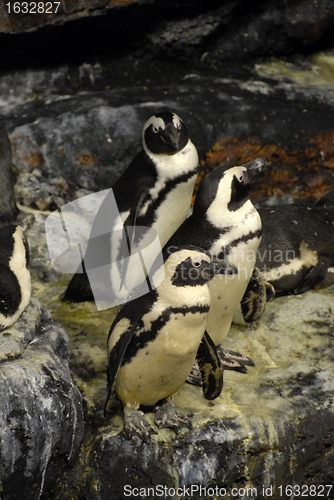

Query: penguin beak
left=164, top=123, right=181, bottom=151
left=243, top=158, right=266, bottom=183
left=201, top=258, right=238, bottom=280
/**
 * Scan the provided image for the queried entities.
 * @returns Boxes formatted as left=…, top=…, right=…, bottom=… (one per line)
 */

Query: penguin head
left=143, top=112, right=189, bottom=156
left=194, top=158, right=265, bottom=225
left=155, top=246, right=237, bottom=290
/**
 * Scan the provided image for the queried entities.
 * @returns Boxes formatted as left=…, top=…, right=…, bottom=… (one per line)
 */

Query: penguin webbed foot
left=155, top=400, right=192, bottom=433
left=216, top=346, right=255, bottom=374
left=123, top=407, right=157, bottom=444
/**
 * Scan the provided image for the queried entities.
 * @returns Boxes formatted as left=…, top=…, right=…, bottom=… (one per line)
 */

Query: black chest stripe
left=120, top=304, right=209, bottom=366
left=218, top=229, right=262, bottom=259
left=136, top=170, right=198, bottom=227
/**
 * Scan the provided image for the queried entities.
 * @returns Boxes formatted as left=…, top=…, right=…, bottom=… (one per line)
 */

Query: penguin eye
left=192, top=259, right=202, bottom=268
left=152, top=125, right=159, bottom=133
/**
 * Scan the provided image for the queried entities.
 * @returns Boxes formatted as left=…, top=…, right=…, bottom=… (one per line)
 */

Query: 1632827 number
left=6, top=2, right=61, bottom=14
left=278, top=485, right=333, bottom=497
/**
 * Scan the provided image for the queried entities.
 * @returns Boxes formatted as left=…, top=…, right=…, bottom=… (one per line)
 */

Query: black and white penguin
left=165, top=159, right=265, bottom=371
left=104, top=246, right=237, bottom=442
left=0, top=215, right=34, bottom=331
left=0, top=120, right=17, bottom=222
left=62, top=111, right=199, bottom=306
left=257, top=188, right=334, bottom=295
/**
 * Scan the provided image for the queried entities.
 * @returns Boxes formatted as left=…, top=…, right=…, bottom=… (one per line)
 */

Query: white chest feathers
left=207, top=201, right=262, bottom=345
left=143, top=139, right=199, bottom=245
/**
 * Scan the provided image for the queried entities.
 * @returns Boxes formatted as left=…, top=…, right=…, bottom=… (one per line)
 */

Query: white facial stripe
left=143, top=116, right=165, bottom=133
left=192, top=253, right=210, bottom=265
left=153, top=249, right=210, bottom=287
left=172, top=113, right=182, bottom=129
left=236, top=166, right=247, bottom=181
left=207, top=166, right=249, bottom=227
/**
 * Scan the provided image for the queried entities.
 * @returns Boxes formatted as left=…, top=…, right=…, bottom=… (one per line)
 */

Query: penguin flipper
left=104, top=326, right=136, bottom=415
left=241, top=267, right=267, bottom=323
left=118, top=192, right=146, bottom=291
left=197, top=331, right=223, bottom=401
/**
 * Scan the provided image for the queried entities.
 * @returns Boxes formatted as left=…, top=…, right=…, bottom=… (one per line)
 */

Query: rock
left=1, top=53, right=334, bottom=209
left=15, top=217, right=334, bottom=499
left=41, top=287, right=334, bottom=500
left=1, top=27, right=334, bottom=498
left=0, top=118, right=17, bottom=221
left=0, top=298, right=84, bottom=500
left=1, top=0, right=334, bottom=70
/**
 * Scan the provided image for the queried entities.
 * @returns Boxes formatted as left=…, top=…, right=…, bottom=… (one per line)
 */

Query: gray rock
left=0, top=298, right=84, bottom=500
left=1, top=0, right=334, bottom=70
left=16, top=214, right=334, bottom=499
left=1, top=36, right=334, bottom=499
left=0, top=119, right=17, bottom=221
left=45, top=287, right=334, bottom=500
left=1, top=58, right=334, bottom=210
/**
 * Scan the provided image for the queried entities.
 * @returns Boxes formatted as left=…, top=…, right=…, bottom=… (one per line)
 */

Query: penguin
left=0, top=215, right=34, bottom=331
left=62, top=111, right=199, bottom=306
left=165, top=159, right=265, bottom=372
left=104, top=246, right=237, bottom=442
left=0, top=120, right=18, bottom=222
left=256, top=188, right=334, bottom=295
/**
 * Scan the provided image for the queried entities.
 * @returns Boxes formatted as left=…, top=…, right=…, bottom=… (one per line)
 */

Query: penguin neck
left=143, top=139, right=198, bottom=180
left=208, top=198, right=256, bottom=229
left=156, top=276, right=211, bottom=311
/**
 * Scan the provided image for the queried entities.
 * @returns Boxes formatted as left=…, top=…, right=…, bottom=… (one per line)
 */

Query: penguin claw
left=216, top=346, right=255, bottom=373
left=155, top=401, right=192, bottom=433
left=187, top=345, right=255, bottom=386
left=123, top=409, right=157, bottom=444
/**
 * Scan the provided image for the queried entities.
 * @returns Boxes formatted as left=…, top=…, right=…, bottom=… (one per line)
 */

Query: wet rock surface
left=1, top=0, right=334, bottom=70
left=1, top=52, right=334, bottom=210
left=1, top=6, right=334, bottom=497
left=0, top=298, right=84, bottom=500
left=5, top=190, right=333, bottom=499
left=40, top=285, right=334, bottom=500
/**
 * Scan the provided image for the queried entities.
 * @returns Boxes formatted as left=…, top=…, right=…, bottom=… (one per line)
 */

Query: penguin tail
left=61, top=270, right=94, bottom=303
